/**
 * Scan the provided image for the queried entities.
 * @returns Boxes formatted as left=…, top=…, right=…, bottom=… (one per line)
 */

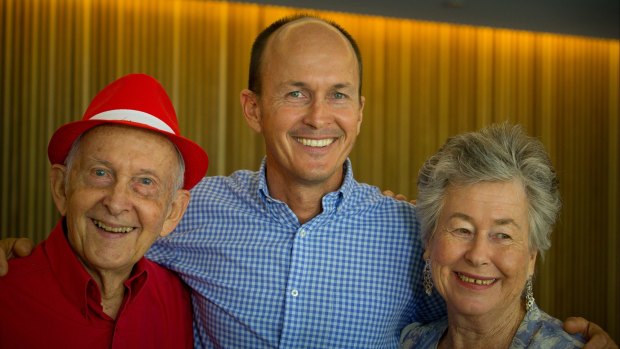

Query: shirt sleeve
left=410, top=261, right=447, bottom=323
left=145, top=234, right=177, bottom=267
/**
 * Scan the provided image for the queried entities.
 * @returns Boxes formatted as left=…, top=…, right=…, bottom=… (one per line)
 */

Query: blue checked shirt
left=147, top=159, right=446, bottom=349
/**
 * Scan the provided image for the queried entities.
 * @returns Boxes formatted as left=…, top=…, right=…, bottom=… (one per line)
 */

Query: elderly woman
left=400, top=123, right=585, bottom=348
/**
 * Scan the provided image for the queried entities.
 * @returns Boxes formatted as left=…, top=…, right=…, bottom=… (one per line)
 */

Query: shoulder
left=513, top=307, right=585, bottom=348
left=179, top=170, right=262, bottom=223
left=345, top=179, right=416, bottom=216
left=143, top=259, right=187, bottom=283
left=1, top=243, right=49, bottom=284
left=534, top=309, right=585, bottom=347
left=190, top=170, right=258, bottom=198
left=142, top=259, right=190, bottom=296
left=0, top=243, right=55, bottom=312
left=186, top=170, right=262, bottom=208
left=400, top=318, right=446, bottom=349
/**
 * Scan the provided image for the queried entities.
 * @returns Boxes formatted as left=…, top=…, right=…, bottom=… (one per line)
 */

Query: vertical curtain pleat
left=1, top=0, right=618, bottom=340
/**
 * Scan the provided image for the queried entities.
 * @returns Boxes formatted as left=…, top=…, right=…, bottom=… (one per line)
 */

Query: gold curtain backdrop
left=1, top=0, right=618, bottom=340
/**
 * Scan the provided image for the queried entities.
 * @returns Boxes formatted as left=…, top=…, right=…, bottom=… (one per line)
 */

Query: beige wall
left=1, top=0, right=618, bottom=340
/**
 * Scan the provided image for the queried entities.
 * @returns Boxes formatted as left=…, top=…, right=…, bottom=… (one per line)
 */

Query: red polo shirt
left=0, top=220, right=193, bottom=349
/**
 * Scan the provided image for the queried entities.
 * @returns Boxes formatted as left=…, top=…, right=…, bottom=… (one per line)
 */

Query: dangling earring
left=423, top=259, right=433, bottom=296
left=525, top=276, right=535, bottom=312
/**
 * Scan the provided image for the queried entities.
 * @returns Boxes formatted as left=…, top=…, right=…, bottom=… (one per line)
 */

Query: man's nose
left=303, top=99, right=333, bottom=128
left=102, top=182, right=132, bottom=216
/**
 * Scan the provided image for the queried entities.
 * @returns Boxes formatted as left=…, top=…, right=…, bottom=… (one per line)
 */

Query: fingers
left=14, top=238, right=34, bottom=257
left=382, top=190, right=411, bottom=202
left=0, top=238, right=18, bottom=277
left=0, top=247, right=7, bottom=277
left=583, top=321, right=619, bottom=349
left=0, top=238, right=35, bottom=276
left=394, top=194, right=408, bottom=201
left=382, top=190, right=395, bottom=197
left=563, top=316, right=589, bottom=334
left=564, top=317, right=618, bottom=349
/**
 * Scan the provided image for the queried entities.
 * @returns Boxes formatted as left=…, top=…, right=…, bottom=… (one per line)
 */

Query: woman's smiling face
left=424, top=180, right=537, bottom=318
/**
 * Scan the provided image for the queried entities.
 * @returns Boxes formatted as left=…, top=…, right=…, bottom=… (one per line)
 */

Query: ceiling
left=241, top=0, right=619, bottom=39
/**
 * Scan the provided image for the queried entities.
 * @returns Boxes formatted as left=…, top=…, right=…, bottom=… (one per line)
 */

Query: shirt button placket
left=280, top=227, right=309, bottom=345
left=289, top=228, right=307, bottom=300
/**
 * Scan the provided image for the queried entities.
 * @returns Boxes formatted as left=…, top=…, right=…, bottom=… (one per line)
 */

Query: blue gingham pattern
left=147, top=159, right=446, bottom=349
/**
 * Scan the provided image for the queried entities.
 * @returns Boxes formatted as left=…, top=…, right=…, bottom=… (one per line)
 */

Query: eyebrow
left=286, top=81, right=354, bottom=90
left=87, top=156, right=113, bottom=168
left=87, top=156, right=163, bottom=180
left=449, top=212, right=522, bottom=230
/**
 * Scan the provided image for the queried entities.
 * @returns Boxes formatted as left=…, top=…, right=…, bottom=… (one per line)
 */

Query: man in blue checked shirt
left=1, top=14, right=614, bottom=349
left=146, top=15, right=446, bottom=348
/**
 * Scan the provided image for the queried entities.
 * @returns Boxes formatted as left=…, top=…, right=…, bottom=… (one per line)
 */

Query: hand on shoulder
left=0, top=238, right=34, bottom=276
left=382, top=190, right=416, bottom=205
left=564, top=317, right=618, bottom=349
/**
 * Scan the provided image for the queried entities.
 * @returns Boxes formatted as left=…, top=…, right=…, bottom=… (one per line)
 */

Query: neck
left=440, top=302, right=526, bottom=349
left=88, top=266, right=132, bottom=319
left=265, top=163, right=345, bottom=224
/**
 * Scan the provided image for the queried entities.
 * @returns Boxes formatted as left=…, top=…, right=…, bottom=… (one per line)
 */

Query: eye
left=448, top=227, right=473, bottom=237
left=494, top=232, right=512, bottom=240
left=86, top=167, right=112, bottom=187
left=132, top=176, right=161, bottom=197
left=139, top=177, right=153, bottom=186
left=333, top=92, right=346, bottom=99
left=288, top=91, right=303, bottom=98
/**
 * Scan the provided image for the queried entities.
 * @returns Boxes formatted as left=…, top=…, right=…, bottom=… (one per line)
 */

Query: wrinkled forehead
left=82, top=124, right=172, bottom=145
left=75, top=125, right=179, bottom=167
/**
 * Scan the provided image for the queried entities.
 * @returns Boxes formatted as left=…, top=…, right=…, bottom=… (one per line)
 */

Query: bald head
left=247, top=15, right=363, bottom=97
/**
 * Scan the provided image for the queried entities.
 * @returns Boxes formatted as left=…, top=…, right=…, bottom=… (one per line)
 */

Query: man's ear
left=240, top=89, right=263, bottom=133
left=161, top=189, right=191, bottom=237
left=356, top=95, right=365, bottom=135
left=50, top=164, right=69, bottom=215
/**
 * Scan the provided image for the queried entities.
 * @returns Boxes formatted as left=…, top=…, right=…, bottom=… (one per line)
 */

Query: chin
left=450, top=300, right=495, bottom=316
left=89, top=254, right=134, bottom=271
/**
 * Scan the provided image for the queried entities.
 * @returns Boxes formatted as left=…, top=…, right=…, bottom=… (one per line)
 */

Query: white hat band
left=90, top=109, right=175, bottom=134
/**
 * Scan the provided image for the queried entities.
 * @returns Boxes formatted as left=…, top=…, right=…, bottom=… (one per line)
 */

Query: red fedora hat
left=48, top=73, right=208, bottom=190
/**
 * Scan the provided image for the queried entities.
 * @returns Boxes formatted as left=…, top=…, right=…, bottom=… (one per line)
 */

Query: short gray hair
left=64, top=126, right=186, bottom=193
left=416, top=123, right=561, bottom=258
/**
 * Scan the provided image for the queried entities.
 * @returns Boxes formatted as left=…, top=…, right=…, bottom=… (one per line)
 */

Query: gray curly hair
left=416, top=123, right=561, bottom=258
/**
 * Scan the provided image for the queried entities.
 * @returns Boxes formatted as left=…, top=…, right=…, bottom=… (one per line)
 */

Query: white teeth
left=458, top=273, right=495, bottom=285
left=296, top=137, right=335, bottom=147
left=93, top=219, right=134, bottom=233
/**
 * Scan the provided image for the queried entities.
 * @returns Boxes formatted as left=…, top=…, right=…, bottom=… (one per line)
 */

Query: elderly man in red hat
left=0, top=73, right=208, bottom=348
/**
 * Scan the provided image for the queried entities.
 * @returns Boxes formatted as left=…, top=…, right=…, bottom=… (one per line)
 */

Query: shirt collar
left=46, top=218, right=150, bottom=318
left=257, top=157, right=355, bottom=201
left=256, top=158, right=357, bottom=225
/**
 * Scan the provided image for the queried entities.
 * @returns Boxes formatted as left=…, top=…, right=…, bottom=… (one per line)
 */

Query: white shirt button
left=291, top=289, right=299, bottom=297
left=298, top=229, right=307, bottom=238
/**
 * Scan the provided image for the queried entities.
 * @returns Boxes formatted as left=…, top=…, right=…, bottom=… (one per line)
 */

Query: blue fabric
left=400, top=303, right=585, bottom=348
left=147, top=159, right=446, bottom=349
